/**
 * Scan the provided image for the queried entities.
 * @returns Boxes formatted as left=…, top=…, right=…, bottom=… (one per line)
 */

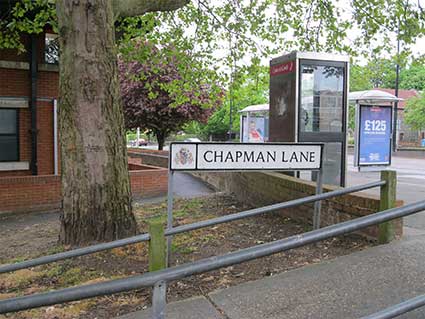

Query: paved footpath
left=118, top=232, right=425, bottom=319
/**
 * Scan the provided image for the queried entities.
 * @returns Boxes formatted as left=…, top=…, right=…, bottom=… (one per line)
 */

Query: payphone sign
left=358, top=105, right=392, bottom=166
left=270, top=61, right=295, bottom=76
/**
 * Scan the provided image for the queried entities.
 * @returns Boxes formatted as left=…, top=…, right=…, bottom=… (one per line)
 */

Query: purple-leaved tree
left=119, top=48, right=223, bottom=150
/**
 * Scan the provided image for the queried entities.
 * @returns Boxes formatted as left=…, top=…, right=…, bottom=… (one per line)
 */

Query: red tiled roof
left=375, top=88, right=419, bottom=109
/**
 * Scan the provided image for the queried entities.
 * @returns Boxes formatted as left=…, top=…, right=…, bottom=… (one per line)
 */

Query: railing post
left=152, top=281, right=167, bottom=319
left=148, top=221, right=167, bottom=272
left=313, top=168, right=324, bottom=230
left=378, top=170, right=397, bottom=244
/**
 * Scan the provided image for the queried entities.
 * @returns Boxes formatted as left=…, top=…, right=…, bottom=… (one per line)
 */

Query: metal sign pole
left=166, top=171, right=174, bottom=266
left=313, top=168, right=323, bottom=229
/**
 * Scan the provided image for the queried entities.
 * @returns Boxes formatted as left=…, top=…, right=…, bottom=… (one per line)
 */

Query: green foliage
left=400, top=56, right=425, bottom=91
left=405, top=94, right=425, bottom=131
left=350, top=56, right=406, bottom=91
left=350, top=64, right=373, bottom=92
left=351, top=55, right=425, bottom=93
left=200, top=62, right=269, bottom=139
left=1, top=0, right=424, bottom=74
left=0, top=0, right=56, bottom=51
left=348, top=104, right=356, bottom=133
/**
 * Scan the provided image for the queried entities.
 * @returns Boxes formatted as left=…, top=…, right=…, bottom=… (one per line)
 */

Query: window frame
left=0, top=108, right=19, bottom=162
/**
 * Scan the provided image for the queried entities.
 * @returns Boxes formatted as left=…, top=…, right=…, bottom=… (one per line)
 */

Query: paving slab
left=115, top=295, right=223, bottom=319
left=209, top=235, right=425, bottom=319
left=173, top=172, right=215, bottom=198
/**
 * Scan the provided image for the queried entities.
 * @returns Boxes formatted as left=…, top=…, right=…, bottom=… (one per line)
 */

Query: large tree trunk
left=57, top=0, right=138, bottom=245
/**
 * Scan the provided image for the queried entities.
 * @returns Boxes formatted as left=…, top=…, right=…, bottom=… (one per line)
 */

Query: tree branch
left=113, top=0, right=189, bottom=19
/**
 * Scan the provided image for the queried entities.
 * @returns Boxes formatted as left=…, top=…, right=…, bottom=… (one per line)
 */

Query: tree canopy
left=350, top=55, right=425, bottom=92
left=201, top=61, right=269, bottom=139
left=400, top=56, right=425, bottom=91
left=119, top=43, right=224, bottom=149
left=2, top=0, right=425, bottom=72
left=405, top=94, right=425, bottom=131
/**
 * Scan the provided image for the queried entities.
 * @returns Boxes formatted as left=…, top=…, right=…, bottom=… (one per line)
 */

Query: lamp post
left=393, top=23, right=401, bottom=152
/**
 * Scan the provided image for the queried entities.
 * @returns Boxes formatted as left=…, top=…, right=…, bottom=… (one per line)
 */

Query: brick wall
left=194, top=171, right=403, bottom=241
left=1, top=30, right=59, bottom=177
left=0, top=68, right=30, bottom=95
left=128, top=149, right=169, bottom=168
left=0, top=163, right=168, bottom=215
left=129, top=164, right=168, bottom=199
left=0, top=175, right=61, bottom=214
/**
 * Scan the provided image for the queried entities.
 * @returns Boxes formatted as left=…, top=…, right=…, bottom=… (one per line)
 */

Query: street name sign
left=170, top=142, right=323, bottom=171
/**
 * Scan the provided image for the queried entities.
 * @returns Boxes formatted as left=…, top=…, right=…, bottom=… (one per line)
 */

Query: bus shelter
left=239, top=103, right=269, bottom=143
left=348, top=90, right=402, bottom=170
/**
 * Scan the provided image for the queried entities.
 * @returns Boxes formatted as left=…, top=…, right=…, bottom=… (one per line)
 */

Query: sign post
left=167, top=142, right=324, bottom=265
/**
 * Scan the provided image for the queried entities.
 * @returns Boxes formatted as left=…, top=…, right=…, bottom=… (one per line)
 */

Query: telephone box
left=269, top=52, right=349, bottom=186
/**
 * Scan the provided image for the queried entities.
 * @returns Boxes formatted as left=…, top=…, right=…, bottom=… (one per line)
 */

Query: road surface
left=347, top=154, right=425, bottom=230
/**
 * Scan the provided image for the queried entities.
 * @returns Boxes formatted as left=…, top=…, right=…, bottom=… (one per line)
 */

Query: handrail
left=166, top=180, right=385, bottom=236
left=361, top=294, right=425, bottom=319
left=1, top=199, right=424, bottom=314
left=0, top=233, right=150, bottom=274
left=0, top=180, right=385, bottom=274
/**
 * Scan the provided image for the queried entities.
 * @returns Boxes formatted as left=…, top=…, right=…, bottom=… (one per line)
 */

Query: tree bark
left=57, top=0, right=138, bottom=245
left=112, top=0, right=189, bottom=19
left=155, top=131, right=166, bottom=150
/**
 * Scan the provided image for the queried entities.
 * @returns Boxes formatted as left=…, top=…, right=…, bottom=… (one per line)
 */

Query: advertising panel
left=170, top=142, right=323, bottom=171
left=358, top=105, right=392, bottom=166
left=242, top=117, right=269, bottom=143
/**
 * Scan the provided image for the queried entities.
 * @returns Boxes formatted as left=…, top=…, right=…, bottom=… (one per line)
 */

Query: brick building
left=0, top=29, right=59, bottom=177
left=0, top=18, right=168, bottom=214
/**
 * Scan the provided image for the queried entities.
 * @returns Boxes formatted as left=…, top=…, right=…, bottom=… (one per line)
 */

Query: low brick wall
left=0, top=163, right=168, bottom=215
left=129, top=164, right=168, bottom=199
left=194, top=171, right=403, bottom=241
left=0, top=175, right=62, bottom=214
left=128, top=149, right=169, bottom=168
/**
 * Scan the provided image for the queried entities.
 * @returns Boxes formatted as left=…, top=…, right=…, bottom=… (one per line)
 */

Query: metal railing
left=0, top=180, right=384, bottom=274
left=362, top=294, right=425, bottom=319
left=1, top=200, right=425, bottom=316
left=0, top=172, right=413, bottom=318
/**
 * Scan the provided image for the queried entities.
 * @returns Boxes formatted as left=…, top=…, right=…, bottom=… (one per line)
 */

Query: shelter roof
left=239, top=104, right=269, bottom=114
left=348, top=90, right=403, bottom=104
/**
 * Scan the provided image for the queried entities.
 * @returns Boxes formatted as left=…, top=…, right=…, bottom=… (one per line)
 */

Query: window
left=45, top=33, right=59, bottom=65
left=0, top=109, right=19, bottom=162
left=300, top=64, right=344, bottom=133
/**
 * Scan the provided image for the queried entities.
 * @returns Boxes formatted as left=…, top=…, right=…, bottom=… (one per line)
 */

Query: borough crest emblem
left=174, top=148, right=194, bottom=166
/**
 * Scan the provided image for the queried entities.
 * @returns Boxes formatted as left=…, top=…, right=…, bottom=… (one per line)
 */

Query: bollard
left=148, top=221, right=167, bottom=272
left=378, top=170, right=397, bottom=244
